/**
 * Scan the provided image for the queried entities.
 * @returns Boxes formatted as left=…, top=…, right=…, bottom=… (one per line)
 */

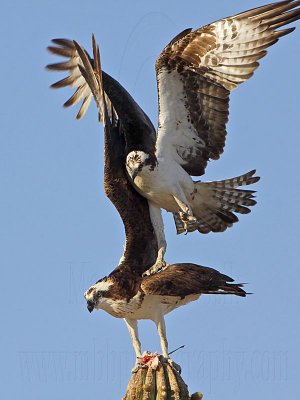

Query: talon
left=183, top=220, right=188, bottom=235
left=179, top=210, right=197, bottom=234
left=179, top=211, right=190, bottom=234
left=131, top=362, right=147, bottom=373
left=167, top=358, right=182, bottom=374
left=131, top=365, right=139, bottom=373
left=143, top=260, right=167, bottom=277
left=190, top=188, right=197, bottom=201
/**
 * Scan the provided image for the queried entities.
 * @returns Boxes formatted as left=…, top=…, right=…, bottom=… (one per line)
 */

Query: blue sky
left=1, top=1, right=300, bottom=399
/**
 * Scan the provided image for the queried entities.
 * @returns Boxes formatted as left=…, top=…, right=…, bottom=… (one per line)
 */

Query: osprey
left=48, top=36, right=247, bottom=371
left=47, top=1, right=300, bottom=275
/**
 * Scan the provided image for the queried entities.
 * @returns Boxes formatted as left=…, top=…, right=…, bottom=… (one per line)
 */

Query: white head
left=84, top=278, right=113, bottom=312
left=126, top=150, right=149, bottom=181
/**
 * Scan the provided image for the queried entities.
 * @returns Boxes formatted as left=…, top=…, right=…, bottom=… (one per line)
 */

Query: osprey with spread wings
left=48, top=35, right=247, bottom=372
left=47, top=0, right=300, bottom=372
left=47, top=1, right=300, bottom=275
left=50, top=1, right=300, bottom=273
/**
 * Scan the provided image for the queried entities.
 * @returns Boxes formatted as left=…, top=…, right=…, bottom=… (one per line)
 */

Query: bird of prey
left=47, top=1, right=300, bottom=276
left=47, top=38, right=247, bottom=371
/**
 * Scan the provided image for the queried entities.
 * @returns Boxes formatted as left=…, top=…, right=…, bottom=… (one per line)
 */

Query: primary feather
left=47, top=1, right=300, bottom=274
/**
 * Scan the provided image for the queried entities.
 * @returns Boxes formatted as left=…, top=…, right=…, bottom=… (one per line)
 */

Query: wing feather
left=156, top=1, right=300, bottom=175
left=47, top=36, right=158, bottom=276
left=141, top=264, right=246, bottom=297
left=47, top=39, right=96, bottom=119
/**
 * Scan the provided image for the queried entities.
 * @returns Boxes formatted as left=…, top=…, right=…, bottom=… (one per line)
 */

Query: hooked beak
left=130, top=168, right=139, bottom=182
left=87, top=301, right=94, bottom=313
left=132, top=170, right=138, bottom=181
left=127, top=165, right=139, bottom=182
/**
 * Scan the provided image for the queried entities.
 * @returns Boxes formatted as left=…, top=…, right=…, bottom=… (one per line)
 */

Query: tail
left=205, top=282, right=247, bottom=297
left=192, top=266, right=248, bottom=297
left=174, top=170, right=259, bottom=234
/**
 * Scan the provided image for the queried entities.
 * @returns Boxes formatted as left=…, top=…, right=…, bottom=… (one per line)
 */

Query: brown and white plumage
left=85, top=263, right=246, bottom=370
left=173, top=170, right=258, bottom=234
left=48, top=36, right=248, bottom=370
left=156, top=0, right=300, bottom=175
left=47, top=2, right=300, bottom=275
left=125, top=1, right=299, bottom=272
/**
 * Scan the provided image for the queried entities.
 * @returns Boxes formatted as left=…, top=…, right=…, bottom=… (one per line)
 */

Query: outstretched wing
left=47, top=36, right=158, bottom=276
left=47, top=39, right=96, bottom=120
left=156, top=1, right=300, bottom=176
left=47, top=38, right=118, bottom=122
left=47, top=38, right=156, bottom=154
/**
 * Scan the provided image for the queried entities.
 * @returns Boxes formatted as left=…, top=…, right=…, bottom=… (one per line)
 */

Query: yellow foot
left=131, top=361, right=148, bottom=373
left=166, top=357, right=182, bottom=374
left=142, top=260, right=168, bottom=277
left=179, top=212, right=197, bottom=234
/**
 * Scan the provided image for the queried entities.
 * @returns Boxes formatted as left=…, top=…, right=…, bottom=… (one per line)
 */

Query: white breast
left=134, top=160, right=194, bottom=212
left=99, top=291, right=143, bottom=318
left=133, top=293, right=201, bottom=320
left=99, top=291, right=201, bottom=321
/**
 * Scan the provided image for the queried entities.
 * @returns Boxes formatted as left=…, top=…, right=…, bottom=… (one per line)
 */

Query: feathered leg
left=173, top=186, right=197, bottom=233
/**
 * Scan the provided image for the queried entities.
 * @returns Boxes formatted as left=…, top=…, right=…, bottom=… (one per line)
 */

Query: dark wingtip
left=45, top=63, right=56, bottom=70
left=72, top=40, right=81, bottom=53
left=51, top=38, right=75, bottom=48
left=251, top=176, right=261, bottom=184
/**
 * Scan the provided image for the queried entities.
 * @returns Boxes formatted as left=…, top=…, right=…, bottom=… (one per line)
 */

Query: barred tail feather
left=174, top=170, right=260, bottom=234
left=201, top=169, right=259, bottom=189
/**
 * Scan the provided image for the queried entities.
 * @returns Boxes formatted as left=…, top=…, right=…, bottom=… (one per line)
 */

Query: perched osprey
left=48, top=36, right=247, bottom=371
left=47, top=1, right=300, bottom=276
left=85, top=264, right=246, bottom=372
